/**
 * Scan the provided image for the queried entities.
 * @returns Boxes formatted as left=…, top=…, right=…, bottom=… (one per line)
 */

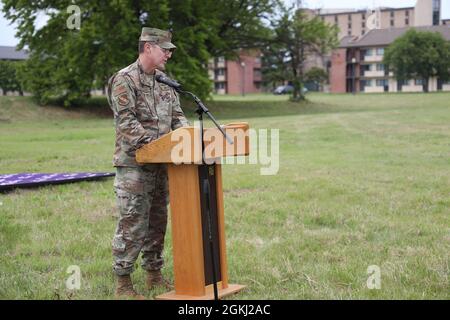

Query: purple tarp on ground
left=0, top=172, right=115, bottom=191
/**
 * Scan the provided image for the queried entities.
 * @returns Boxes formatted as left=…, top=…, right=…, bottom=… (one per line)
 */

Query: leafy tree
left=304, top=66, right=328, bottom=91
left=261, top=36, right=290, bottom=91
left=267, top=7, right=338, bottom=101
left=0, top=60, right=24, bottom=96
left=2, top=0, right=275, bottom=105
left=305, top=67, right=328, bottom=84
left=384, top=29, right=450, bottom=92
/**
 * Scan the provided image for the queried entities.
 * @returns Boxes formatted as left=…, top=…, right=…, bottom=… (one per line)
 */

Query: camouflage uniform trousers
left=112, top=164, right=169, bottom=276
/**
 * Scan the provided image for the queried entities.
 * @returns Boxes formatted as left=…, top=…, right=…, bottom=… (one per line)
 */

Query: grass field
left=0, top=92, right=449, bottom=299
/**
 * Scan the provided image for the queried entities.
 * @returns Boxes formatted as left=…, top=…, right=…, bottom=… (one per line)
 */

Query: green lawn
left=0, top=93, right=449, bottom=299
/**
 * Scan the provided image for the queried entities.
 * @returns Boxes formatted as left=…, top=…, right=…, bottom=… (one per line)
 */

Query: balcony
left=216, top=60, right=226, bottom=68
left=363, top=55, right=383, bottom=62
left=364, top=86, right=384, bottom=93
left=364, top=70, right=385, bottom=77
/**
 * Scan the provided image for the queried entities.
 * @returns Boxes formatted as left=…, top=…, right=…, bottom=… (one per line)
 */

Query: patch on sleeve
left=117, top=93, right=130, bottom=106
left=113, top=84, right=128, bottom=97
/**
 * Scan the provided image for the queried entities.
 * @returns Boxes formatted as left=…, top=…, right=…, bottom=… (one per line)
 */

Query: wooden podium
left=136, top=122, right=249, bottom=300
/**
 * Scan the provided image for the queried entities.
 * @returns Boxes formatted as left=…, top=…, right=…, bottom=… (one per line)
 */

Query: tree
left=261, top=40, right=291, bottom=91
left=384, top=29, right=450, bottom=93
left=2, top=0, right=275, bottom=105
left=267, top=7, right=338, bottom=101
left=0, top=60, right=24, bottom=96
left=304, top=66, right=328, bottom=91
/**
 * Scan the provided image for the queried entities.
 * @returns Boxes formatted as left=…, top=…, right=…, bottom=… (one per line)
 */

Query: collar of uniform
left=137, top=59, right=155, bottom=88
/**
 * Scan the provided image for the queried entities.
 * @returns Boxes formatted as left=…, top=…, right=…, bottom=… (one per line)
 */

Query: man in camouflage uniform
left=107, top=27, right=189, bottom=299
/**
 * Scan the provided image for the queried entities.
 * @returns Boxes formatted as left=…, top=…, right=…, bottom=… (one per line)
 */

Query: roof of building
left=0, top=46, right=29, bottom=60
left=339, top=25, right=450, bottom=48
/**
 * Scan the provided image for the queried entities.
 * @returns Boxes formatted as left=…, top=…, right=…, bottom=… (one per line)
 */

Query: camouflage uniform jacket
left=107, top=59, right=189, bottom=167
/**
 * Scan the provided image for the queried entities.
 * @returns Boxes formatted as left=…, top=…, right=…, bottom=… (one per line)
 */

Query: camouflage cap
left=139, top=27, right=176, bottom=50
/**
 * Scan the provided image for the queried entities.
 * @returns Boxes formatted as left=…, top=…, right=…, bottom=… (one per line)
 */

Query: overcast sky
left=1, top=0, right=449, bottom=46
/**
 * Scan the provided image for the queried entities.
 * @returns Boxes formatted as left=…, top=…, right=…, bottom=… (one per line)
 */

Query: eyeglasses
left=156, top=44, right=173, bottom=55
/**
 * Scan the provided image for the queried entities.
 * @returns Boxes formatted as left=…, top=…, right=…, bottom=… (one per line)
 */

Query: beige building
left=319, top=0, right=442, bottom=39
left=320, top=7, right=414, bottom=39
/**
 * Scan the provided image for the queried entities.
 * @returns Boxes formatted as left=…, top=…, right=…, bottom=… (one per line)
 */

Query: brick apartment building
left=330, top=25, right=450, bottom=94
left=208, top=49, right=262, bottom=95
left=208, top=0, right=446, bottom=94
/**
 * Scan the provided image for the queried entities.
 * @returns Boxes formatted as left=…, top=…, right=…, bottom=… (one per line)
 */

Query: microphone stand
left=177, top=89, right=234, bottom=145
left=177, top=89, right=233, bottom=301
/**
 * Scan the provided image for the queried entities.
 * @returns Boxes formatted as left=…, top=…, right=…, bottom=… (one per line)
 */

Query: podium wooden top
left=136, top=122, right=250, bottom=164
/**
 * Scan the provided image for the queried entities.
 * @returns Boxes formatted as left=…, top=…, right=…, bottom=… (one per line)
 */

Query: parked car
left=273, top=85, right=294, bottom=95
left=273, top=85, right=308, bottom=95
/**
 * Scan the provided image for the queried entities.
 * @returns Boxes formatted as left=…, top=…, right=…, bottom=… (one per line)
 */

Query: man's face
left=147, top=43, right=173, bottom=71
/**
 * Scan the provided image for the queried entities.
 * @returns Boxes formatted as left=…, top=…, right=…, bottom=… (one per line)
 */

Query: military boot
left=115, top=274, right=146, bottom=300
left=146, top=270, right=173, bottom=290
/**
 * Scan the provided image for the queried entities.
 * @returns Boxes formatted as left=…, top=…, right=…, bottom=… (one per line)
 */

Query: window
left=362, top=30, right=365, bottom=35
left=376, top=48, right=384, bottom=55
left=362, top=13, right=366, bottom=20
left=433, top=0, right=440, bottom=10
left=415, top=79, right=424, bottom=85
left=348, top=14, right=352, bottom=21
left=405, top=10, right=409, bottom=17
left=390, top=20, right=394, bottom=27
left=433, top=0, right=440, bottom=25
left=215, top=82, right=225, bottom=90
left=362, top=22, right=365, bottom=28
left=365, top=49, right=373, bottom=56
left=359, top=80, right=365, bottom=89
left=376, top=63, right=385, bottom=71
left=390, top=11, right=394, bottom=18
left=348, top=23, right=352, bottom=29
left=361, top=64, right=371, bottom=75
left=405, top=18, right=409, bottom=25
left=399, top=79, right=409, bottom=86
left=376, top=79, right=388, bottom=87
left=433, top=11, right=440, bottom=25
left=360, top=80, right=372, bottom=89
left=334, top=15, right=338, bottom=23
left=348, top=30, right=352, bottom=36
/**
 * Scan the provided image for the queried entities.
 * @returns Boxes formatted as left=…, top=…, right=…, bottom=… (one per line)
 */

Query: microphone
left=155, top=74, right=182, bottom=91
